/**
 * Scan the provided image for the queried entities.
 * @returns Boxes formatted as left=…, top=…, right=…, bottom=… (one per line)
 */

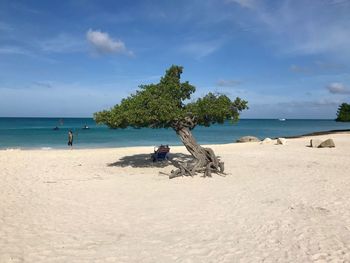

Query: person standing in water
left=68, top=130, right=73, bottom=148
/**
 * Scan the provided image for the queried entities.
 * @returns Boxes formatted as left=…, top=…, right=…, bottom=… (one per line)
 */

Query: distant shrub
left=336, top=103, right=350, bottom=122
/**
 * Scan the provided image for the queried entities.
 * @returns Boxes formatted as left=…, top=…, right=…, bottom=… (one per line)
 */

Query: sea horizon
left=0, top=116, right=340, bottom=120
left=1, top=117, right=349, bottom=149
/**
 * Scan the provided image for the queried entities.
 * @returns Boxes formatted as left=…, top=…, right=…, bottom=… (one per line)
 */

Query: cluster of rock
left=262, top=138, right=272, bottom=144
left=236, top=136, right=260, bottom=143
left=276, top=138, right=287, bottom=145
left=261, top=137, right=286, bottom=145
left=236, top=136, right=336, bottom=148
left=236, top=136, right=286, bottom=144
left=310, top=138, right=335, bottom=148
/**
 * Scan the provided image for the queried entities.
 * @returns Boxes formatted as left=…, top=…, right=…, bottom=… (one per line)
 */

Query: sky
left=0, top=0, right=350, bottom=118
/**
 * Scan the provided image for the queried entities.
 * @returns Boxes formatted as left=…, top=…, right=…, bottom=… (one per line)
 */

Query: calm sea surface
left=0, top=118, right=349, bottom=149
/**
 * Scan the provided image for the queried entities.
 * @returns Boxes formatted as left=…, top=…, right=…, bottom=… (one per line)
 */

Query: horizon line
left=0, top=116, right=336, bottom=120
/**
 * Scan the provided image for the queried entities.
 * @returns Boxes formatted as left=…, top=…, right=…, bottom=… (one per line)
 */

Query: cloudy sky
left=0, top=0, right=350, bottom=118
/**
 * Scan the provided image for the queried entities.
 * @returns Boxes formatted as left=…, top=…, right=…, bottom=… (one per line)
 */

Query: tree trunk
left=169, top=127, right=224, bottom=179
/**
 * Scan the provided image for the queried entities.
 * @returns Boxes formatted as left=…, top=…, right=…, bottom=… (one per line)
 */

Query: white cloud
left=290, top=61, right=346, bottom=74
left=32, top=81, right=53, bottom=89
left=274, top=99, right=341, bottom=108
left=238, top=96, right=341, bottom=119
left=289, top=65, right=310, bottom=73
left=0, top=46, right=32, bottom=56
left=86, top=29, right=133, bottom=56
left=40, top=34, right=86, bottom=53
left=228, top=0, right=257, bottom=9
left=180, top=40, right=223, bottom=59
left=216, top=79, right=241, bottom=87
left=326, top=82, right=350, bottom=94
left=289, top=25, right=350, bottom=56
left=0, top=45, right=57, bottom=63
left=0, top=81, right=126, bottom=117
left=227, top=0, right=350, bottom=58
left=314, top=61, right=346, bottom=70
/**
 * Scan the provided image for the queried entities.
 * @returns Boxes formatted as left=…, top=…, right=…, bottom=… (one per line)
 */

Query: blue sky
left=0, top=0, right=350, bottom=118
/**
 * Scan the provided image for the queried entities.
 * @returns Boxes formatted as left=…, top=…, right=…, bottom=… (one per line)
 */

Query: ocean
left=0, top=118, right=349, bottom=149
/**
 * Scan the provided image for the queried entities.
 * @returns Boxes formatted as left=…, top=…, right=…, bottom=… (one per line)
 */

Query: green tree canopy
left=94, top=65, right=248, bottom=130
left=94, top=65, right=248, bottom=178
left=336, top=103, right=350, bottom=122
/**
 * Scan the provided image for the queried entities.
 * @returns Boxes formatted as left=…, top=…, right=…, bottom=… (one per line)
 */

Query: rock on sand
left=310, top=139, right=322, bottom=148
left=261, top=138, right=273, bottom=144
left=318, top=138, right=335, bottom=148
left=277, top=138, right=287, bottom=145
left=236, top=136, right=260, bottom=143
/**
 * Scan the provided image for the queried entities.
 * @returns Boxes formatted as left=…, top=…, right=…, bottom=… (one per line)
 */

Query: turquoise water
left=0, top=118, right=349, bottom=149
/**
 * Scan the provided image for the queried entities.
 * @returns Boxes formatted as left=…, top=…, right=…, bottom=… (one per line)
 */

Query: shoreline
left=282, top=128, right=350, bottom=139
left=1, top=128, right=349, bottom=151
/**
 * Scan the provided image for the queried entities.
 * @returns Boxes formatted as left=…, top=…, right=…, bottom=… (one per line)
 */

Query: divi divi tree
left=94, top=65, right=248, bottom=178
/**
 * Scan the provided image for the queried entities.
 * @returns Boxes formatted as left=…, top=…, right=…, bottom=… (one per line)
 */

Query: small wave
left=41, top=147, right=52, bottom=150
left=4, top=148, right=21, bottom=151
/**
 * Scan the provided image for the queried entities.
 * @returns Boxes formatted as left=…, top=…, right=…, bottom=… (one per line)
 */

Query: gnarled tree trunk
left=169, top=126, right=224, bottom=179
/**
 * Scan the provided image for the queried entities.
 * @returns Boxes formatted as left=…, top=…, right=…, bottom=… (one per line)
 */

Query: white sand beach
left=1, top=133, right=350, bottom=262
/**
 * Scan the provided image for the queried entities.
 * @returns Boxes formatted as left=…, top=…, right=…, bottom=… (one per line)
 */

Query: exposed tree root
left=165, top=126, right=226, bottom=179
left=169, top=147, right=225, bottom=179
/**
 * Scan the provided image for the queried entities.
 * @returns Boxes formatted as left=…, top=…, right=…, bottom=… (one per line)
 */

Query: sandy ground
left=1, top=133, right=350, bottom=263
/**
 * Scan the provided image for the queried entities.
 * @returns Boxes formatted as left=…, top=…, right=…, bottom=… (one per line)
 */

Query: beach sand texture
left=1, top=133, right=350, bottom=262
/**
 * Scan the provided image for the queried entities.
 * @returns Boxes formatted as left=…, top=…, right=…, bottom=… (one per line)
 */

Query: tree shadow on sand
left=107, top=153, right=194, bottom=168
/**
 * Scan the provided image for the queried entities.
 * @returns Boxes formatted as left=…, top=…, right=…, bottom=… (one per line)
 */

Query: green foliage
left=94, top=65, right=248, bottom=130
left=336, top=103, right=350, bottom=122
left=186, top=93, right=248, bottom=126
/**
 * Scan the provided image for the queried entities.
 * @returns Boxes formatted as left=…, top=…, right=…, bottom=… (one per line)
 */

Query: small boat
left=278, top=118, right=286, bottom=121
left=82, top=125, right=89, bottom=129
left=53, top=126, right=59, bottom=130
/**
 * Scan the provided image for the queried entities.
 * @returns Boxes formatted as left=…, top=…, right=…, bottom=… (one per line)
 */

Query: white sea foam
left=4, top=148, right=21, bottom=151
